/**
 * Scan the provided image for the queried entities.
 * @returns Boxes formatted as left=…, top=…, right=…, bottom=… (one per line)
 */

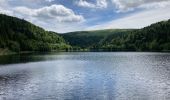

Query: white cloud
left=76, top=0, right=170, bottom=12
left=0, top=0, right=12, bottom=15
left=87, top=6, right=170, bottom=30
left=76, top=0, right=107, bottom=9
left=139, top=1, right=170, bottom=9
left=0, top=0, right=9, bottom=7
left=112, top=0, right=170, bottom=12
left=0, top=0, right=5, bottom=4
left=14, top=5, right=84, bottom=23
left=0, top=0, right=6, bottom=3
left=77, top=0, right=96, bottom=8
left=19, top=0, right=54, bottom=3
left=0, top=8, right=13, bottom=15
left=0, top=3, right=85, bottom=33
left=96, top=0, right=108, bottom=8
left=0, top=0, right=170, bottom=33
left=45, top=0, right=54, bottom=2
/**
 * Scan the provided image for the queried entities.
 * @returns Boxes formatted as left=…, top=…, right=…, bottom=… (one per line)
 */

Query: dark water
left=0, top=52, right=170, bottom=100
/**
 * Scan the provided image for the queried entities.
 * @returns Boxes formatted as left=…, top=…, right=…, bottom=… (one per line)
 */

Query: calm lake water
left=0, top=52, right=170, bottom=100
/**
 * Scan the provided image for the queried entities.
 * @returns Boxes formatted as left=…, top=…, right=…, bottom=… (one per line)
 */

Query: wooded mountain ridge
left=0, top=14, right=170, bottom=54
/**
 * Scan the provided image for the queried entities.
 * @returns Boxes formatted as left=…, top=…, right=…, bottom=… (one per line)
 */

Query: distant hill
left=61, top=29, right=134, bottom=49
left=0, top=14, right=70, bottom=54
left=62, top=20, right=170, bottom=51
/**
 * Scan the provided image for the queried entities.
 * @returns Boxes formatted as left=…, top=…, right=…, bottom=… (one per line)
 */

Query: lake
left=0, top=52, right=170, bottom=100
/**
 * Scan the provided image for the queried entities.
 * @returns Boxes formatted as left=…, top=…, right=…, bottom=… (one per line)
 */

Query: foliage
left=0, top=14, right=71, bottom=52
left=62, top=20, right=170, bottom=51
left=62, top=29, right=134, bottom=49
left=0, top=14, right=170, bottom=52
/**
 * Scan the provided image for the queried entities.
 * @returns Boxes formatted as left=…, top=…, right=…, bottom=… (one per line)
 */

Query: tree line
left=0, top=14, right=71, bottom=52
left=0, top=14, right=170, bottom=53
left=62, top=20, right=170, bottom=51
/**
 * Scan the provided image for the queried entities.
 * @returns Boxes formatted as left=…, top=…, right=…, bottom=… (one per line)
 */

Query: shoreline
left=0, top=49, right=170, bottom=56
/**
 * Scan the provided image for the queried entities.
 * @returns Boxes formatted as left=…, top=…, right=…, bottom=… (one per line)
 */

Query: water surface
left=0, top=52, right=170, bottom=100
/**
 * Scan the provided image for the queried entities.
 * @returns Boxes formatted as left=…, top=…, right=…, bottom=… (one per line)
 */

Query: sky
left=0, top=0, right=170, bottom=33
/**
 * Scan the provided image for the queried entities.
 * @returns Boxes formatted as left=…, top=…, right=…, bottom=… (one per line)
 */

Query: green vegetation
left=97, top=20, right=170, bottom=51
left=0, top=14, right=71, bottom=53
left=62, top=20, right=170, bottom=52
left=61, top=29, right=134, bottom=49
left=0, top=14, right=169, bottom=54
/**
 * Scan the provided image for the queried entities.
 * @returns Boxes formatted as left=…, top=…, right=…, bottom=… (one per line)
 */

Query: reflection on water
left=0, top=52, right=170, bottom=100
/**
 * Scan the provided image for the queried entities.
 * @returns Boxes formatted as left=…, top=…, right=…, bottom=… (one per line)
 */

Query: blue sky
left=0, top=0, right=170, bottom=33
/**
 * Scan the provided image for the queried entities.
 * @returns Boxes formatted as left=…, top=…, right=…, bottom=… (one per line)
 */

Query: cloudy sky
left=0, top=0, right=170, bottom=33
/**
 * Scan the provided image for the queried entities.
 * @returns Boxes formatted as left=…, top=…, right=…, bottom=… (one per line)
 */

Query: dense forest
left=0, top=14, right=71, bottom=54
left=62, top=20, right=170, bottom=51
left=0, top=14, right=170, bottom=54
left=61, top=29, right=134, bottom=50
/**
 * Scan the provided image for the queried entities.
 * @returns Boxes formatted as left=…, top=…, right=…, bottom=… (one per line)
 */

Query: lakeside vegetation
left=0, top=14, right=170, bottom=54
left=0, top=14, right=71, bottom=54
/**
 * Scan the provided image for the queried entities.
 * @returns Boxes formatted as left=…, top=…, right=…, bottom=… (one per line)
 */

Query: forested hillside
left=62, top=29, right=134, bottom=49
left=97, top=20, right=170, bottom=51
left=0, top=14, right=70, bottom=53
left=0, top=14, right=169, bottom=54
left=62, top=20, right=170, bottom=51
